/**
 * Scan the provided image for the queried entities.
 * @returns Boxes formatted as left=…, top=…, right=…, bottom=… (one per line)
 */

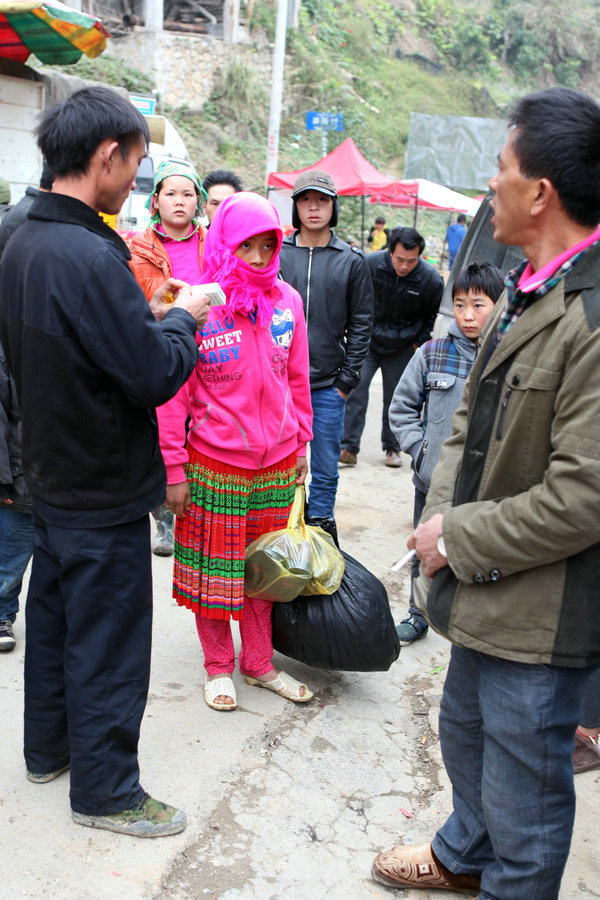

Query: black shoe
left=0, top=619, right=16, bottom=652
left=396, top=616, right=428, bottom=645
left=306, top=516, right=340, bottom=549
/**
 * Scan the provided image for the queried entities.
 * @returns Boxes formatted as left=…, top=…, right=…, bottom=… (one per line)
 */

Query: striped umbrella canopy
left=0, top=0, right=110, bottom=65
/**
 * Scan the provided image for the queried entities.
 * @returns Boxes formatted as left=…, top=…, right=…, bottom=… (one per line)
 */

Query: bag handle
left=286, top=484, right=306, bottom=532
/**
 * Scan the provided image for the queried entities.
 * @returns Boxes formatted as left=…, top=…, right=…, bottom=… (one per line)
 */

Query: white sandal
left=204, top=676, right=237, bottom=711
left=245, top=671, right=313, bottom=703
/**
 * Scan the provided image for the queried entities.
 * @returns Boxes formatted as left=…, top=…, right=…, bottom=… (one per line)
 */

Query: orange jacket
left=128, top=225, right=205, bottom=301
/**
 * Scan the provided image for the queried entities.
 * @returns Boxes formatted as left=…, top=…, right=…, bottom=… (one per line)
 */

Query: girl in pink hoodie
left=158, top=192, right=313, bottom=711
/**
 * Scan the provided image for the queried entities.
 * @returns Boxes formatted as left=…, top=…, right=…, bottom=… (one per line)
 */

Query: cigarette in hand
left=391, top=548, right=416, bottom=572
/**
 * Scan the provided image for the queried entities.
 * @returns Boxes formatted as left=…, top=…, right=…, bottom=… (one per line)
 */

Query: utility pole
left=264, top=0, right=288, bottom=190
left=144, top=0, right=164, bottom=31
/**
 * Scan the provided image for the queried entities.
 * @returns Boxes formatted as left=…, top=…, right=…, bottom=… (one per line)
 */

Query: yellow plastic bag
left=289, top=486, right=345, bottom=596
left=244, top=488, right=313, bottom=602
left=244, top=486, right=345, bottom=602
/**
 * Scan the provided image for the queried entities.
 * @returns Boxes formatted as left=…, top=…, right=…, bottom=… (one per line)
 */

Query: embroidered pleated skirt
left=173, top=447, right=297, bottom=621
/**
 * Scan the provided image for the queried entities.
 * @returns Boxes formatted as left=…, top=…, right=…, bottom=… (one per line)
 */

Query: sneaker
left=27, top=761, right=70, bottom=783
left=152, top=518, right=174, bottom=557
left=72, top=794, right=186, bottom=838
left=385, top=449, right=402, bottom=468
left=396, top=616, right=429, bottom=645
left=0, top=619, right=16, bottom=652
left=339, top=449, right=357, bottom=466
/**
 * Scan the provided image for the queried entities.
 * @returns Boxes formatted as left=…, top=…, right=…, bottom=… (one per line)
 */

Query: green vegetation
left=49, top=54, right=154, bottom=92
left=43, top=0, right=600, bottom=242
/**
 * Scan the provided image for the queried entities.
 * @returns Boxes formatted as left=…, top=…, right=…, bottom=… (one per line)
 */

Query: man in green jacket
left=372, top=87, right=600, bottom=898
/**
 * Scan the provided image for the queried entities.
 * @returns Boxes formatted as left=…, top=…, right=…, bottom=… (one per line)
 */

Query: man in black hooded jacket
left=279, top=170, right=373, bottom=545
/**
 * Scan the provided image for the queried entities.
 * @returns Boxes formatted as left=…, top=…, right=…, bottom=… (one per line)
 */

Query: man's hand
left=296, top=456, right=308, bottom=484
left=174, top=285, right=210, bottom=330
left=407, top=513, right=448, bottom=578
left=149, top=278, right=189, bottom=321
left=166, top=481, right=191, bottom=518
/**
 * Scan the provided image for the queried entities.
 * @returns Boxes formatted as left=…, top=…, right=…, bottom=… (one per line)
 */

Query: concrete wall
left=108, top=30, right=272, bottom=110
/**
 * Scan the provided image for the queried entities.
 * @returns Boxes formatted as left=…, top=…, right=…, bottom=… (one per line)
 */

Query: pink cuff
left=166, top=464, right=188, bottom=485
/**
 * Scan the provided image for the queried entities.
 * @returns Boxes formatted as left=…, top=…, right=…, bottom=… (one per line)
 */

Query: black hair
left=292, top=191, right=339, bottom=229
left=509, top=87, right=600, bottom=227
left=203, top=169, right=243, bottom=193
left=389, top=226, right=425, bottom=255
left=36, top=86, right=149, bottom=178
left=39, top=160, right=53, bottom=190
left=375, top=216, right=386, bottom=225
left=452, top=261, right=505, bottom=304
left=457, top=214, right=466, bottom=224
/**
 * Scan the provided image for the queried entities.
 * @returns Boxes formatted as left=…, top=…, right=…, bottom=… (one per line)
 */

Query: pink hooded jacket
left=157, top=192, right=313, bottom=483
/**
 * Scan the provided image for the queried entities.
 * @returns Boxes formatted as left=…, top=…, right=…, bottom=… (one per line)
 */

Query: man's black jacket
left=366, top=250, right=444, bottom=356
left=279, top=231, right=373, bottom=394
left=0, top=192, right=198, bottom=520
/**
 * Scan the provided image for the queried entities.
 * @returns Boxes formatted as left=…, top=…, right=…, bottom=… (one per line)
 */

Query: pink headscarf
left=200, top=191, right=283, bottom=326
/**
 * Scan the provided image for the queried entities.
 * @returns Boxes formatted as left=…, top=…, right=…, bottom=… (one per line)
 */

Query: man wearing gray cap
left=279, top=170, right=373, bottom=545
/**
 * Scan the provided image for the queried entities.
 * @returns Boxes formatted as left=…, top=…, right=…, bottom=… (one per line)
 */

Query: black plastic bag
left=271, top=550, right=400, bottom=672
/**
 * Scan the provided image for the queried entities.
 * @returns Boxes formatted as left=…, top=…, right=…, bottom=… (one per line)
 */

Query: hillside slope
left=50, top=0, right=600, bottom=221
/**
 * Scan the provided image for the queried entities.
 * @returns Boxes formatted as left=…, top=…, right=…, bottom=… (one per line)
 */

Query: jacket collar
left=448, top=318, right=477, bottom=361
left=480, top=240, right=600, bottom=377
left=284, top=229, right=346, bottom=251
left=28, top=191, right=131, bottom=259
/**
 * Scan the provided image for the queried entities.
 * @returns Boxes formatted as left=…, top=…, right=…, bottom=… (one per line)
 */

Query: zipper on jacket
left=496, top=387, right=512, bottom=440
left=255, top=319, right=269, bottom=467
left=306, top=248, right=313, bottom=325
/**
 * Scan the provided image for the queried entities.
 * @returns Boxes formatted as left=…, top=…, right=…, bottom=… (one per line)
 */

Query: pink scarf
left=199, top=191, right=283, bottom=327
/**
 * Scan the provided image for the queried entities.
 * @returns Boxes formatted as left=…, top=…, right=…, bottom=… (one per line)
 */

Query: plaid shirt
left=422, top=333, right=474, bottom=385
left=496, top=248, right=591, bottom=341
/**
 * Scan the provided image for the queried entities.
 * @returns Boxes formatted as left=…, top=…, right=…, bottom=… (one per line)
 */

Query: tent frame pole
left=361, top=195, right=365, bottom=250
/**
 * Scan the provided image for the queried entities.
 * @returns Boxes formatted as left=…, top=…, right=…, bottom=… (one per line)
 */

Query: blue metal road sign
left=306, top=111, right=345, bottom=131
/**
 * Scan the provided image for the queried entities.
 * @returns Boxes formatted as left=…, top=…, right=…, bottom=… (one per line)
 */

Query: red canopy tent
left=267, top=138, right=399, bottom=247
left=267, top=137, right=398, bottom=195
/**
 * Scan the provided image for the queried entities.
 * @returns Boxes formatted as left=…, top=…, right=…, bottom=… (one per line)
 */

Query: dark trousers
left=409, top=485, right=428, bottom=619
left=342, top=346, right=414, bottom=454
left=25, top=512, right=153, bottom=815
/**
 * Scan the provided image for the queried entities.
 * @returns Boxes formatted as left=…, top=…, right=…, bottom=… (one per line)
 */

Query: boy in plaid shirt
left=389, top=262, right=504, bottom=644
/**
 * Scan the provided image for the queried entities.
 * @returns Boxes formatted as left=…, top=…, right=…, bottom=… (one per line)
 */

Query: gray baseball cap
left=291, top=169, right=337, bottom=198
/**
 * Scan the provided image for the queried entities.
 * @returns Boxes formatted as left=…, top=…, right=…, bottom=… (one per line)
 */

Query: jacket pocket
left=426, top=372, right=456, bottom=424
left=414, top=438, right=428, bottom=476
left=495, top=362, right=561, bottom=486
left=191, top=404, right=249, bottom=451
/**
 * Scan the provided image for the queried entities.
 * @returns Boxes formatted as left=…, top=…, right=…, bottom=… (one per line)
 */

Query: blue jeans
left=433, top=645, right=597, bottom=899
left=25, top=512, right=152, bottom=815
left=0, top=504, right=33, bottom=622
left=308, top=385, right=346, bottom=519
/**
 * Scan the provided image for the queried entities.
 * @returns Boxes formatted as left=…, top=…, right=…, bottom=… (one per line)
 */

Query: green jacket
left=415, top=241, right=600, bottom=667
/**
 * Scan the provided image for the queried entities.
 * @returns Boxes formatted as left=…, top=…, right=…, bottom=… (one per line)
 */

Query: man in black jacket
left=279, top=170, right=373, bottom=545
left=340, top=227, right=443, bottom=468
left=0, top=87, right=209, bottom=837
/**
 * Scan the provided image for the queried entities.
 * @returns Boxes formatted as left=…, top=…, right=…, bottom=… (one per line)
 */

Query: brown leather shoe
left=339, top=449, right=357, bottom=466
left=573, top=729, right=600, bottom=774
left=372, top=842, right=481, bottom=893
